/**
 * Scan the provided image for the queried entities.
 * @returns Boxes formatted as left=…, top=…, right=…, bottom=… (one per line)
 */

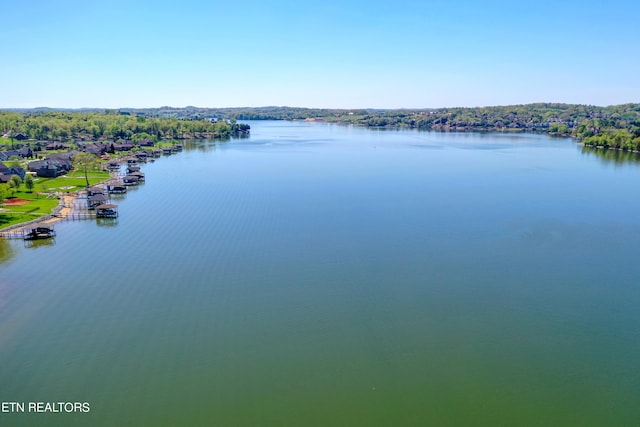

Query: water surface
left=1, top=121, right=639, bottom=425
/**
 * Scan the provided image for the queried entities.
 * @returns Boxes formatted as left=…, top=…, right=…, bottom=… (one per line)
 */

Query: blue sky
left=1, top=0, right=638, bottom=108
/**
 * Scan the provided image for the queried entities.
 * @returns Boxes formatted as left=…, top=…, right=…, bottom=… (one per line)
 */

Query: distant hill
left=3, top=104, right=639, bottom=151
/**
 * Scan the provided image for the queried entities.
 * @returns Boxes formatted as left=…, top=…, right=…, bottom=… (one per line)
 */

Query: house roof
left=27, top=160, right=46, bottom=171
left=18, top=147, right=32, bottom=155
left=45, top=142, right=70, bottom=149
left=96, top=204, right=118, bottom=210
left=46, top=151, right=78, bottom=168
left=88, top=194, right=108, bottom=202
left=84, top=144, right=105, bottom=155
left=1, top=150, right=21, bottom=159
left=87, top=186, right=106, bottom=194
left=114, top=142, right=134, bottom=148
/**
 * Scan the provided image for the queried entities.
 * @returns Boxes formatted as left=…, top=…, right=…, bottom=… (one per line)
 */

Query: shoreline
left=0, top=171, right=121, bottom=236
left=1, top=143, right=185, bottom=236
left=1, top=192, right=80, bottom=235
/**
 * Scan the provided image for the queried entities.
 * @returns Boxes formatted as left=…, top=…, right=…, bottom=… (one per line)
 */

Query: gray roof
left=88, top=194, right=108, bottom=202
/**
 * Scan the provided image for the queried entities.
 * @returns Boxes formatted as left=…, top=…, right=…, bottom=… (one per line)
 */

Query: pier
left=0, top=226, right=56, bottom=240
left=0, top=230, right=29, bottom=239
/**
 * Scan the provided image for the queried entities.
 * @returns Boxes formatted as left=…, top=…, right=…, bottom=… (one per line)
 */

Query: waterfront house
left=82, top=143, right=108, bottom=156
left=113, top=142, right=134, bottom=152
left=46, top=151, right=76, bottom=173
left=28, top=160, right=66, bottom=177
left=138, top=138, right=155, bottom=147
left=39, top=162, right=64, bottom=177
left=27, top=160, right=44, bottom=173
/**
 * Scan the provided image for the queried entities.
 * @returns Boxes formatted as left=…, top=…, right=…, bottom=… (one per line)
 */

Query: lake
left=1, top=121, right=639, bottom=426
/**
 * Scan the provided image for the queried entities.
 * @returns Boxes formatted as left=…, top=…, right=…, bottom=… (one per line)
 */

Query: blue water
left=1, top=121, right=639, bottom=425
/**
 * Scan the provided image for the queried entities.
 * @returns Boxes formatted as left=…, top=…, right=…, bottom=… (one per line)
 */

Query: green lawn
left=34, top=169, right=110, bottom=193
left=156, top=140, right=179, bottom=148
left=1, top=168, right=110, bottom=229
left=0, top=190, right=60, bottom=229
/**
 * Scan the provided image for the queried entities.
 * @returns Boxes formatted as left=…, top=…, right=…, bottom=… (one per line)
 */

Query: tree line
left=148, top=103, right=640, bottom=151
left=213, top=103, right=640, bottom=151
left=316, top=103, right=640, bottom=151
left=0, top=110, right=250, bottom=143
left=4, top=104, right=640, bottom=152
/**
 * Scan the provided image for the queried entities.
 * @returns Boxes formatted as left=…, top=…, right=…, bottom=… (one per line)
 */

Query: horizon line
left=2, top=102, right=639, bottom=111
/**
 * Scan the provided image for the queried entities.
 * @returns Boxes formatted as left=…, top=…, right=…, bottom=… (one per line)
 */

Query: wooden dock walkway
left=0, top=230, right=27, bottom=239
left=65, top=212, right=97, bottom=220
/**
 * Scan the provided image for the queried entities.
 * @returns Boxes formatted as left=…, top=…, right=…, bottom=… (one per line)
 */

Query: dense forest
left=0, top=110, right=249, bottom=143
left=323, top=103, right=640, bottom=151
left=131, top=103, right=640, bottom=152
left=202, top=103, right=640, bottom=151
left=3, top=103, right=640, bottom=151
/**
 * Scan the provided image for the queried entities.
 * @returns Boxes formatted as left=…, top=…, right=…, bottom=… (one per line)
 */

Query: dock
left=1, top=226, right=56, bottom=240
left=1, top=163, right=135, bottom=240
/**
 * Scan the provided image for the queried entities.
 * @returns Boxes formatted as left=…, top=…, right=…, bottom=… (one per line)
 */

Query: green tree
left=7, top=179, right=17, bottom=195
left=73, top=152, right=99, bottom=187
left=10, top=174, right=22, bottom=191
left=24, top=174, right=35, bottom=192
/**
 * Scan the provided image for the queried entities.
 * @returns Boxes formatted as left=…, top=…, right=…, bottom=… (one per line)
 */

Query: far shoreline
left=2, top=113, right=639, bottom=234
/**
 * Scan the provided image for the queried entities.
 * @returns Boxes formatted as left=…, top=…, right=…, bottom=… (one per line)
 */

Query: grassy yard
left=33, top=169, right=110, bottom=193
left=0, top=168, right=110, bottom=229
left=156, top=140, right=180, bottom=148
left=0, top=191, right=59, bottom=229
